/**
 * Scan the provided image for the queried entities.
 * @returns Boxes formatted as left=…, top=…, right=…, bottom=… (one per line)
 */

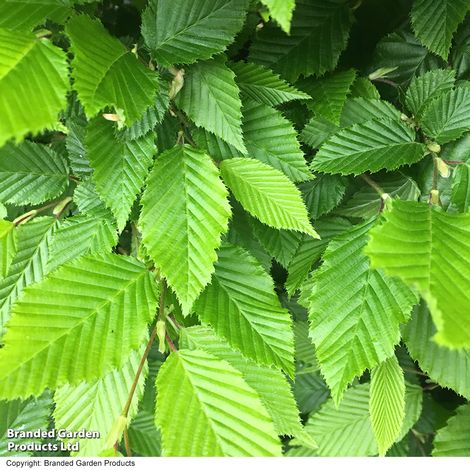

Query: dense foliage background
left=0, top=0, right=469, bottom=458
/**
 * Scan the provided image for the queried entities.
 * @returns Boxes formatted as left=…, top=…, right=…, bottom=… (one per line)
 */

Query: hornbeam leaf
left=155, top=349, right=282, bottom=456
left=195, top=243, right=295, bottom=374
left=0, top=393, right=52, bottom=456
left=0, top=221, right=16, bottom=280
left=403, top=302, right=470, bottom=400
left=142, top=0, right=249, bottom=66
left=312, top=118, right=426, bottom=175
left=405, top=69, right=456, bottom=118
left=0, top=28, right=68, bottom=147
left=366, top=200, right=470, bottom=348
left=308, top=219, right=418, bottom=403
left=0, top=141, right=69, bottom=206
left=0, top=217, right=57, bottom=335
left=370, top=356, right=406, bottom=456
left=411, top=0, right=470, bottom=59
left=241, top=99, right=311, bottom=182
left=250, top=0, right=352, bottom=81
left=420, top=87, right=470, bottom=143
left=54, top=346, right=146, bottom=457
left=66, top=15, right=158, bottom=126
left=452, top=163, right=470, bottom=212
left=300, top=383, right=377, bottom=456
left=128, top=411, right=161, bottom=457
left=140, top=145, right=231, bottom=315
left=432, top=403, right=470, bottom=456
left=176, top=56, right=246, bottom=153
left=86, top=118, right=155, bottom=230
left=0, top=253, right=158, bottom=399
left=181, top=325, right=314, bottom=445
left=260, top=0, right=295, bottom=34
left=220, top=158, right=318, bottom=237
left=230, top=62, right=310, bottom=107
left=340, top=98, right=401, bottom=127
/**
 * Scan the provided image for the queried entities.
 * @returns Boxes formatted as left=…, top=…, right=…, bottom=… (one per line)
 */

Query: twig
left=123, top=428, right=132, bottom=457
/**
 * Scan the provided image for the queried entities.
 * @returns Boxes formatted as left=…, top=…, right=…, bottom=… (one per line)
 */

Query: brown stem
left=166, top=333, right=177, bottom=352
left=372, top=77, right=399, bottom=88
left=121, top=280, right=167, bottom=419
left=443, top=160, right=465, bottom=165
left=13, top=197, right=69, bottom=226
left=123, top=428, right=132, bottom=457
left=360, top=174, right=385, bottom=196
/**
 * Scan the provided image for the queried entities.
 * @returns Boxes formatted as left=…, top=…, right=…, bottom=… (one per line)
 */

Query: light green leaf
left=340, top=98, right=401, bottom=127
left=411, top=0, right=470, bottom=59
left=181, top=325, right=313, bottom=445
left=421, top=87, right=470, bottom=143
left=66, top=15, right=158, bottom=126
left=87, top=118, right=155, bottom=230
left=261, top=0, right=295, bottom=34
left=452, top=163, right=470, bottom=212
left=140, top=145, right=230, bottom=315
left=0, top=217, right=57, bottom=336
left=0, top=393, right=51, bottom=456
left=366, top=200, right=470, bottom=348
left=432, top=403, right=470, bottom=456
left=176, top=56, right=246, bottom=153
left=241, top=99, right=311, bottom=182
left=403, top=302, right=470, bottom=400
left=230, top=61, right=309, bottom=107
left=46, top=214, right=118, bottom=274
left=300, top=383, right=377, bottom=456
left=312, top=118, right=426, bottom=175
left=155, top=349, right=282, bottom=456
left=301, top=116, right=338, bottom=149
left=308, top=220, right=418, bottom=403
left=336, top=174, right=421, bottom=220
left=370, top=356, right=406, bottom=456
left=195, top=243, right=294, bottom=374
left=0, top=28, right=68, bottom=147
left=0, top=141, right=68, bottom=205
left=0, top=253, right=158, bottom=399
left=54, top=346, right=146, bottom=457
left=142, top=0, right=249, bottom=66
left=250, top=0, right=352, bottom=81
left=220, top=158, right=318, bottom=237
left=0, top=221, right=16, bottom=280
left=405, top=69, right=456, bottom=118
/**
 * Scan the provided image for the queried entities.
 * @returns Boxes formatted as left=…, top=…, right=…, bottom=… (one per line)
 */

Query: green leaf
left=432, top=403, right=470, bottom=456
left=312, top=118, right=426, bottom=175
left=0, top=253, right=158, bottom=399
left=54, top=346, right=146, bottom=456
left=300, top=383, right=377, bottom=456
left=403, top=302, right=470, bottom=400
left=336, top=174, right=421, bottom=219
left=308, top=220, right=418, bottom=403
left=177, top=57, right=245, bottom=153
left=420, top=87, right=470, bottom=143
left=87, top=118, right=155, bottom=230
left=452, top=163, right=470, bottom=212
left=298, top=70, right=356, bottom=125
left=0, top=217, right=57, bottom=336
left=405, top=69, right=456, bottom=118
left=230, top=61, right=310, bottom=107
left=241, top=99, right=311, bottom=182
left=155, top=349, right=282, bottom=456
left=261, top=0, right=295, bottom=34
left=250, top=0, right=352, bottom=81
left=195, top=243, right=294, bottom=374
left=66, top=15, right=158, bottom=126
left=220, top=158, right=318, bottom=237
left=340, top=98, right=401, bottom=127
left=128, top=410, right=161, bottom=457
left=0, top=141, right=68, bottom=205
left=140, top=145, right=230, bottom=315
left=370, top=356, right=406, bottom=456
left=181, top=325, right=314, bottom=445
left=299, top=174, right=347, bottom=219
left=366, top=200, right=470, bottom=348
left=301, top=116, right=339, bottom=149
left=46, top=214, right=118, bottom=274
left=411, top=0, right=470, bottom=59
left=0, top=28, right=68, bottom=147
left=0, top=393, right=52, bottom=456
left=0, top=221, right=16, bottom=279
left=142, top=0, right=249, bottom=66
